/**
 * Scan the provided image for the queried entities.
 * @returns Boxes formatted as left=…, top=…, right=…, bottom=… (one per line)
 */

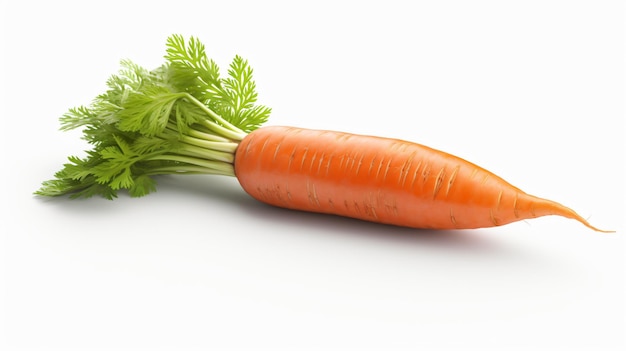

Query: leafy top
left=36, top=34, right=271, bottom=199
left=164, top=34, right=270, bottom=133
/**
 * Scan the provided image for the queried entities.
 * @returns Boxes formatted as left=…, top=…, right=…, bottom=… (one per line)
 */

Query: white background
left=1, top=1, right=624, bottom=350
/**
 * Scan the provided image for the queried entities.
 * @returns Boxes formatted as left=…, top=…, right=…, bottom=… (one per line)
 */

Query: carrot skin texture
left=234, top=126, right=608, bottom=231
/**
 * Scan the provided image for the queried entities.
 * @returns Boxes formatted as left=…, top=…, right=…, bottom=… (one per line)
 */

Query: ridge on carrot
left=35, top=34, right=613, bottom=232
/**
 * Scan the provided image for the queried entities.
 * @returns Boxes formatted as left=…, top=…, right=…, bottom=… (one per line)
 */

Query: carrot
left=235, top=126, right=612, bottom=232
left=36, top=35, right=613, bottom=233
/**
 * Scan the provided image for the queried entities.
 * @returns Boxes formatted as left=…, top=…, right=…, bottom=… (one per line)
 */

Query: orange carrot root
left=234, top=126, right=612, bottom=232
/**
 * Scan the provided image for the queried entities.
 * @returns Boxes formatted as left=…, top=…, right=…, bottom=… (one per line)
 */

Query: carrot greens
left=36, top=35, right=271, bottom=199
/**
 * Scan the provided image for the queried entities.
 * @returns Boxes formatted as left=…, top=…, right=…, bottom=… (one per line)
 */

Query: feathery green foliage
left=36, top=34, right=271, bottom=199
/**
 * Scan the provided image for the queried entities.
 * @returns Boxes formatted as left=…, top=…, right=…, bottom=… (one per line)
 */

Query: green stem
left=180, top=135, right=238, bottom=154
left=147, top=165, right=234, bottom=176
left=144, top=154, right=235, bottom=176
left=165, top=121, right=231, bottom=142
left=177, top=144, right=234, bottom=163
left=186, top=128, right=233, bottom=143
left=183, top=93, right=247, bottom=137
left=199, top=119, right=247, bottom=141
left=158, top=129, right=237, bottom=158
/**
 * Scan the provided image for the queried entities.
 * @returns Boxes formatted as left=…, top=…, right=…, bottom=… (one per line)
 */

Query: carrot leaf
left=36, top=34, right=271, bottom=199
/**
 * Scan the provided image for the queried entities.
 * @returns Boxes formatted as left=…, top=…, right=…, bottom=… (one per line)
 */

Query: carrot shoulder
left=234, top=126, right=611, bottom=232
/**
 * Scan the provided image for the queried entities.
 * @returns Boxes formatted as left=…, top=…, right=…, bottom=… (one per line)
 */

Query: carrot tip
left=576, top=218, right=615, bottom=233
left=538, top=197, right=615, bottom=233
